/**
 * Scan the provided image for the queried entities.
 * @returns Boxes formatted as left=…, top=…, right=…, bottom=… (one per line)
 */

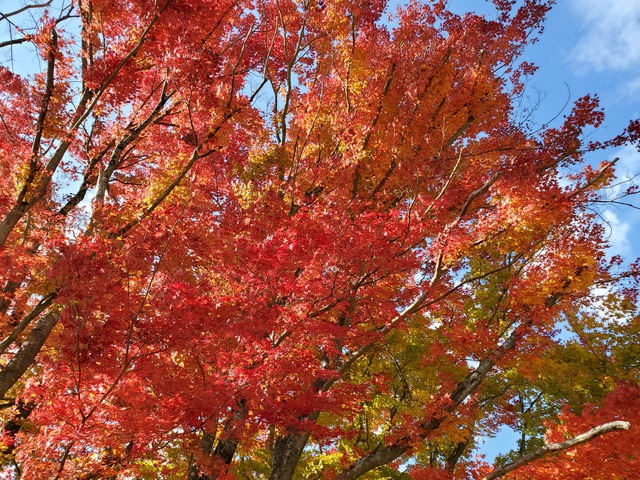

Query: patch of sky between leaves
left=556, top=143, right=640, bottom=264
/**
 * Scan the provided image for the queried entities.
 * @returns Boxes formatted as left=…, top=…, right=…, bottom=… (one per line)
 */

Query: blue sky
left=450, top=0, right=640, bottom=259
left=520, top=0, right=640, bottom=260
left=468, top=0, right=640, bottom=461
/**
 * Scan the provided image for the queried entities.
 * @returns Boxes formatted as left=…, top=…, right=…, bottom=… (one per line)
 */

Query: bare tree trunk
left=269, top=432, right=312, bottom=480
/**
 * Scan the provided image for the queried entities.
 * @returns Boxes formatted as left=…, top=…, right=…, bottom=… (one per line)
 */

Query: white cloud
left=627, top=76, right=640, bottom=96
left=598, top=144, right=640, bottom=200
left=615, top=144, right=640, bottom=182
left=601, top=208, right=631, bottom=256
left=569, top=0, right=640, bottom=73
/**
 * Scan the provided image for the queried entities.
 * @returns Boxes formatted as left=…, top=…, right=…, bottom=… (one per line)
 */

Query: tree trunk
left=268, top=432, right=311, bottom=480
left=0, top=310, right=59, bottom=399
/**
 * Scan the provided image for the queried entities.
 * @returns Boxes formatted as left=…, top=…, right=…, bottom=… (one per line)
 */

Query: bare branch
left=0, top=37, right=29, bottom=49
left=0, top=1, right=52, bottom=20
left=484, top=421, right=631, bottom=480
left=442, top=113, right=474, bottom=154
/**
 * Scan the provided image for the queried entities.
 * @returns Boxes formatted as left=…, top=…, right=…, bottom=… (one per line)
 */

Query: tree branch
left=0, top=310, right=60, bottom=399
left=0, top=291, right=57, bottom=355
left=570, top=158, right=619, bottom=199
left=0, top=37, right=29, bottom=49
left=92, top=82, right=174, bottom=207
left=112, top=105, right=239, bottom=238
left=361, top=63, right=396, bottom=151
left=0, top=1, right=52, bottom=19
left=484, top=421, right=631, bottom=480
left=334, top=285, right=562, bottom=479
left=0, top=27, right=58, bottom=245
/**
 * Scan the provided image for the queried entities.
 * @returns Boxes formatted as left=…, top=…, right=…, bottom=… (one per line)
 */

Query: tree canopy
left=0, top=0, right=638, bottom=478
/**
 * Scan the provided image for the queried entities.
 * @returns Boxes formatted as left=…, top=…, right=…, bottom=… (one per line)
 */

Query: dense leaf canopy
left=0, top=0, right=638, bottom=478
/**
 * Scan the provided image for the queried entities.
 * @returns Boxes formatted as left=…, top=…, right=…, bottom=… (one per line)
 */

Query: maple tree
left=0, top=0, right=639, bottom=478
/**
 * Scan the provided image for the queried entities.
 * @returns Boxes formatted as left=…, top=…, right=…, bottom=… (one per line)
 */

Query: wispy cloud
left=569, top=0, right=640, bottom=73
left=601, top=208, right=631, bottom=256
left=627, top=76, right=640, bottom=96
left=615, top=144, right=640, bottom=181
left=599, top=145, right=640, bottom=206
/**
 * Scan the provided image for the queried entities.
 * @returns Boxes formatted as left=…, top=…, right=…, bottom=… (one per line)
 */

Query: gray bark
left=0, top=310, right=59, bottom=399
left=269, top=432, right=312, bottom=480
left=484, top=420, right=631, bottom=479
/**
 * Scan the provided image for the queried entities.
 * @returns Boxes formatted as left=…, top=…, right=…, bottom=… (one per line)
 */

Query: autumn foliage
left=0, top=0, right=639, bottom=478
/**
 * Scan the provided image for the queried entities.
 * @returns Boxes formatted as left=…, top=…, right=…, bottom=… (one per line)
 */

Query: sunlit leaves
left=0, top=0, right=638, bottom=478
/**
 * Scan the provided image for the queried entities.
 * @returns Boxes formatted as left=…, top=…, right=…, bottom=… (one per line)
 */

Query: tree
left=0, top=0, right=638, bottom=478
